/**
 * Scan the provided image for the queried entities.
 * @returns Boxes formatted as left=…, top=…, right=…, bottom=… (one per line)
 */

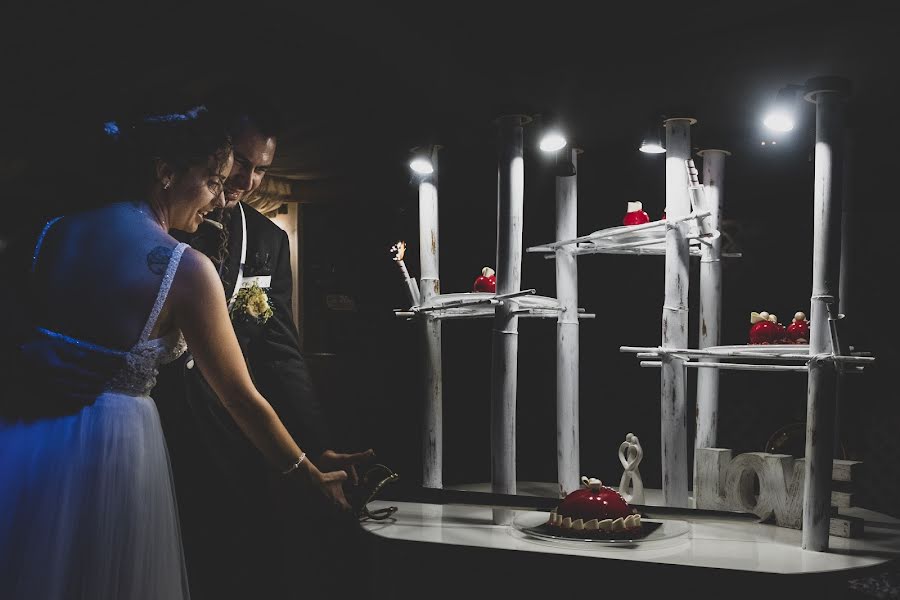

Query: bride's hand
left=317, top=448, right=376, bottom=486
left=309, top=466, right=352, bottom=513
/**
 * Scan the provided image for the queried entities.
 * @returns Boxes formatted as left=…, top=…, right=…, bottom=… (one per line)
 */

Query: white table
left=360, top=483, right=900, bottom=596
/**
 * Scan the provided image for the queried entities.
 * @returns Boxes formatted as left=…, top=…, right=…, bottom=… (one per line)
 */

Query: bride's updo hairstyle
left=99, top=106, right=232, bottom=202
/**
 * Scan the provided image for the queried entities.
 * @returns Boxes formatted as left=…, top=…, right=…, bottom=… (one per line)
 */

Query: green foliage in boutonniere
left=230, top=282, right=274, bottom=324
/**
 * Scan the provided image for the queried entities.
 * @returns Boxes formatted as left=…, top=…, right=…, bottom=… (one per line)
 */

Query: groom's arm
left=250, top=221, right=332, bottom=460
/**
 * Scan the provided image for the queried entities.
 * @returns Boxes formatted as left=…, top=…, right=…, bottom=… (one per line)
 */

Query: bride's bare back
left=30, top=203, right=184, bottom=350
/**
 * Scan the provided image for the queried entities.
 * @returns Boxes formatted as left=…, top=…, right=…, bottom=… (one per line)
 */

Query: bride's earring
left=163, top=181, right=171, bottom=190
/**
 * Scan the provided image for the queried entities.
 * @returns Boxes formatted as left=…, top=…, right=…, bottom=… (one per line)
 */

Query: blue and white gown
left=0, top=235, right=192, bottom=599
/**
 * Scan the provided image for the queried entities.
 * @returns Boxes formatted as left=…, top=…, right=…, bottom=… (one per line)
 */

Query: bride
left=0, top=107, right=350, bottom=599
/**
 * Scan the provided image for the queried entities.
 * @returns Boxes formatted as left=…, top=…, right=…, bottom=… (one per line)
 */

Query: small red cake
left=786, top=311, right=810, bottom=344
left=623, top=201, right=650, bottom=226
left=547, top=477, right=642, bottom=534
left=749, top=311, right=786, bottom=344
left=473, top=266, right=497, bottom=293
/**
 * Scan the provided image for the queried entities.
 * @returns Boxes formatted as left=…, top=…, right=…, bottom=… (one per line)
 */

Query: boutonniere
left=230, top=282, right=274, bottom=324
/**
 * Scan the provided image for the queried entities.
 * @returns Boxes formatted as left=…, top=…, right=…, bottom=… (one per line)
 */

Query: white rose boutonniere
left=230, top=282, right=274, bottom=324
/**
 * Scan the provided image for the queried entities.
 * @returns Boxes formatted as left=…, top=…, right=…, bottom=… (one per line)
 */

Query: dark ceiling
left=3, top=3, right=898, bottom=189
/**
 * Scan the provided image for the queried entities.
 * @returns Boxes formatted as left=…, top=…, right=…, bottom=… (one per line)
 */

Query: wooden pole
left=802, top=76, right=850, bottom=551
left=694, top=148, right=729, bottom=498
left=556, top=147, right=581, bottom=497
left=491, top=115, right=529, bottom=524
left=835, top=127, right=855, bottom=454
left=418, top=146, right=443, bottom=489
left=661, top=117, right=695, bottom=508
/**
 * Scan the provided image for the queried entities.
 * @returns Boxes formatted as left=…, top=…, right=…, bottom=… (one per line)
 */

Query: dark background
left=2, top=4, right=898, bottom=515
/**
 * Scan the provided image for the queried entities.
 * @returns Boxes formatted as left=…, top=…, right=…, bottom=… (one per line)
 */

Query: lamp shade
left=762, top=84, right=804, bottom=132
left=539, top=131, right=567, bottom=152
left=639, top=139, right=666, bottom=153
left=639, top=118, right=666, bottom=153
left=409, top=157, right=434, bottom=174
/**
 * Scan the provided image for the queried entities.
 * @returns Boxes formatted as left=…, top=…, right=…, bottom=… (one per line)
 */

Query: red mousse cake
left=749, top=311, right=785, bottom=344
left=547, top=477, right=642, bottom=534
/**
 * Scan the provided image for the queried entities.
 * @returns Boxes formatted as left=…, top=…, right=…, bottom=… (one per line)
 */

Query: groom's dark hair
left=207, top=86, right=285, bottom=140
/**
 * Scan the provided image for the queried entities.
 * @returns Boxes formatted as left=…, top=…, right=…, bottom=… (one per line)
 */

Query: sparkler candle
left=390, top=241, right=421, bottom=307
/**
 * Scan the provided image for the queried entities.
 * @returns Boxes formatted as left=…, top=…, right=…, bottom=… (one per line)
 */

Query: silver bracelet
left=282, top=452, right=307, bottom=475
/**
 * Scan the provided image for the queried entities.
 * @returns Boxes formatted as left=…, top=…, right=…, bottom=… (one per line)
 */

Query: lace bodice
left=107, top=329, right=187, bottom=396
left=36, top=327, right=187, bottom=397
left=30, top=218, right=189, bottom=398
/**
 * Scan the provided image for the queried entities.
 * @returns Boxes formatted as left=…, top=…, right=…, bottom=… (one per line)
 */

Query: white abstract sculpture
left=618, top=433, right=644, bottom=504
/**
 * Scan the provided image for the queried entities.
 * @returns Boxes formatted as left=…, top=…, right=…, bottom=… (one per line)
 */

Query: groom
left=153, top=95, right=372, bottom=599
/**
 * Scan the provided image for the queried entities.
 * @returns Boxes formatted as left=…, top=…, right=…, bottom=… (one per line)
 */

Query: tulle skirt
left=0, top=392, right=190, bottom=599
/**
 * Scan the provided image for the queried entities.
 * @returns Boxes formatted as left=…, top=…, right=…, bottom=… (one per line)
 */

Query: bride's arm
left=169, top=248, right=350, bottom=510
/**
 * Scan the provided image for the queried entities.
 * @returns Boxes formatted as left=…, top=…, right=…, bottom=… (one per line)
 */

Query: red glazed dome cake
left=547, top=477, right=641, bottom=534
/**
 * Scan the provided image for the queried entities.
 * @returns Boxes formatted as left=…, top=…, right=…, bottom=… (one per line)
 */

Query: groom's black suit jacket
left=154, top=200, right=330, bottom=497
left=153, top=202, right=335, bottom=598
